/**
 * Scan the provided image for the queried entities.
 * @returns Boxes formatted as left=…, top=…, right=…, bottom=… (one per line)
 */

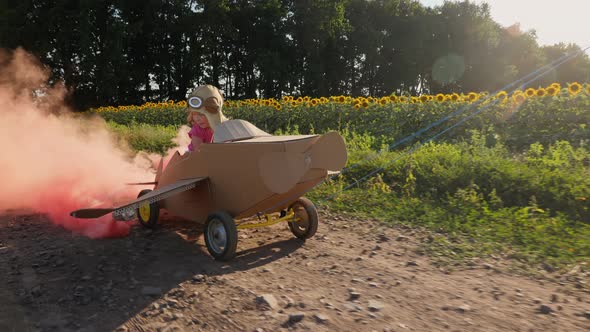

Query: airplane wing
left=70, top=177, right=208, bottom=219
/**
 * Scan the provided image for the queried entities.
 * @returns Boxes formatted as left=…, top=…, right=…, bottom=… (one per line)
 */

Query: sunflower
left=568, top=82, right=582, bottom=95
left=546, top=86, right=558, bottom=96
left=354, top=103, right=361, bottom=109
left=362, top=101, right=369, bottom=108
left=274, top=104, right=282, bottom=110
left=550, top=83, right=561, bottom=91
left=389, top=95, right=399, bottom=103
left=310, top=99, right=319, bottom=106
left=398, top=96, right=408, bottom=103
left=380, top=97, right=388, bottom=105
left=525, top=88, right=536, bottom=97
left=419, top=95, right=429, bottom=103
left=435, top=93, right=446, bottom=102
left=512, top=92, right=526, bottom=104
left=449, top=93, right=460, bottom=102
left=496, top=91, right=508, bottom=100
left=468, top=92, right=478, bottom=102
left=338, top=95, right=346, bottom=103
left=535, top=88, right=546, bottom=97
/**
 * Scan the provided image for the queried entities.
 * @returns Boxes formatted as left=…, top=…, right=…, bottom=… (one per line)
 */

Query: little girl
left=185, top=85, right=228, bottom=152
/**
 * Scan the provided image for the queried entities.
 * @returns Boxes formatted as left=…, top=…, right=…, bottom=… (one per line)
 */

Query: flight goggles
left=188, top=96, right=203, bottom=108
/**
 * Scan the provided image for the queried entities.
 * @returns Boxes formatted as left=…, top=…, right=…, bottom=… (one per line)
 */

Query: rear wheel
left=287, top=197, right=318, bottom=240
left=204, top=211, right=238, bottom=261
left=136, top=189, right=160, bottom=229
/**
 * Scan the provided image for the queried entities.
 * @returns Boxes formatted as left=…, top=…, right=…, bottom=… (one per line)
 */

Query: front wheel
left=287, top=197, right=318, bottom=240
left=136, top=189, right=160, bottom=229
left=204, top=211, right=238, bottom=261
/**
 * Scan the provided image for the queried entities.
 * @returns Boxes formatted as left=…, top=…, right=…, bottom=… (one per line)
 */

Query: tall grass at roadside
left=107, top=122, right=179, bottom=154
left=308, top=131, right=589, bottom=269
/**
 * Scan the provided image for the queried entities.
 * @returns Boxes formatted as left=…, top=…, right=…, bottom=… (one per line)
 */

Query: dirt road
left=1, top=210, right=588, bottom=332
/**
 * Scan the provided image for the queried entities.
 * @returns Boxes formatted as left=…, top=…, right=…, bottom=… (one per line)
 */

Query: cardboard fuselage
left=157, top=135, right=334, bottom=223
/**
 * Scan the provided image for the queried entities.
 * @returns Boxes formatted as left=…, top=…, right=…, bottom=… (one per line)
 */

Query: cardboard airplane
left=71, top=119, right=347, bottom=260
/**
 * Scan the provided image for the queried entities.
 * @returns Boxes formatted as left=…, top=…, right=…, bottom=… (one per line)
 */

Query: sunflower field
left=90, top=82, right=590, bottom=150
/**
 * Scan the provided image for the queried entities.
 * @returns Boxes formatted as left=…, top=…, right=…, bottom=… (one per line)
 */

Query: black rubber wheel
left=287, top=197, right=318, bottom=240
left=136, top=189, right=160, bottom=229
left=204, top=211, right=238, bottom=261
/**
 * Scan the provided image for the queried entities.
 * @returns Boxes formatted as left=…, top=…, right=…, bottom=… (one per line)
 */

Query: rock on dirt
left=256, top=294, right=279, bottom=311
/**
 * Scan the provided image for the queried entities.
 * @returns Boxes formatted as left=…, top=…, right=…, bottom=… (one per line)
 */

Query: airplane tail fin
left=258, top=132, right=347, bottom=194
left=306, top=131, right=347, bottom=171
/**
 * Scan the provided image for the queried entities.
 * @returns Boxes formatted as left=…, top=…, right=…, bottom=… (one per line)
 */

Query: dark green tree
left=1, top=0, right=589, bottom=107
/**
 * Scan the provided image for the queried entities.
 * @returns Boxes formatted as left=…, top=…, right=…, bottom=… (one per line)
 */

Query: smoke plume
left=0, top=48, right=176, bottom=238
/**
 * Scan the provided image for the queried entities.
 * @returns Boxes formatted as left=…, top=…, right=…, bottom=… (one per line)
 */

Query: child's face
left=192, top=112, right=210, bottom=128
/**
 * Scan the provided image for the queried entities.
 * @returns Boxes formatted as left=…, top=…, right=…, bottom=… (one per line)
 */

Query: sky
left=419, top=0, right=588, bottom=48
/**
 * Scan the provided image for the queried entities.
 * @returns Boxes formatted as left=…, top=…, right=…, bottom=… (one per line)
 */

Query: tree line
left=1, top=0, right=589, bottom=110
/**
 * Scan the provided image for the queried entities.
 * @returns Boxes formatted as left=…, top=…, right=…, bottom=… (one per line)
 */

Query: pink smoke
left=0, top=48, right=185, bottom=238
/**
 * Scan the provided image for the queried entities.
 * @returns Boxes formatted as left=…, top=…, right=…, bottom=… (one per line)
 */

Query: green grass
left=309, top=131, right=589, bottom=270
left=107, top=122, right=179, bottom=154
